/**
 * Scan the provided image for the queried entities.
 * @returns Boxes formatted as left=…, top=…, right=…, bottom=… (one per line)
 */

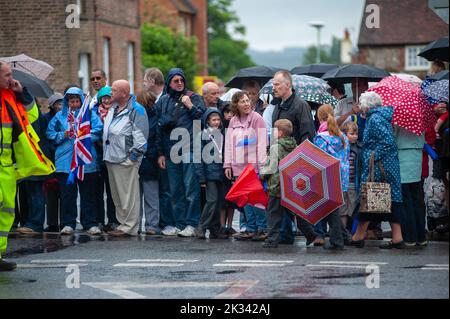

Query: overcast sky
left=230, top=0, right=366, bottom=51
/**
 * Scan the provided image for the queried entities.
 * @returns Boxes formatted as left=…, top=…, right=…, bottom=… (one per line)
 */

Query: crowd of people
left=3, top=61, right=449, bottom=260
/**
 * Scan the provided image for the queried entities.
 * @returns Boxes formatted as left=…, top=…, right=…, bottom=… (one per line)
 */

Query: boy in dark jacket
left=195, top=109, right=228, bottom=239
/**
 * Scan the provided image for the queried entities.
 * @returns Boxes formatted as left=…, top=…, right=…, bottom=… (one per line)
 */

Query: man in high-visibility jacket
left=0, top=61, right=55, bottom=271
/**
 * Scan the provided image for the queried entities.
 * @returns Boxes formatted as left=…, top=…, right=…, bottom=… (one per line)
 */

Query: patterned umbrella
left=279, top=140, right=344, bottom=225
left=423, top=80, right=449, bottom=103
left=0, top=53, right=54, bottom=80
left=260, top=74, right=338, bottom=106
left=421, top=78, right=440, bottom=105
left=368, top=76, right=435, bottom=136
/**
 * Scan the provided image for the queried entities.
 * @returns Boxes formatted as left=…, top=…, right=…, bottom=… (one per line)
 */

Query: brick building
left=353, top=0, right=448, bottom=78
left=139, top=0, right=208, bottom=75
left=0, top=0, right=141, bottom=94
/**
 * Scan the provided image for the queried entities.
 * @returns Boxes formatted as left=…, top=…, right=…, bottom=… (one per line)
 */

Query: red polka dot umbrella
left=279, top=140, right=344, bottom=225
left=368, top=76, right=436, bottom=136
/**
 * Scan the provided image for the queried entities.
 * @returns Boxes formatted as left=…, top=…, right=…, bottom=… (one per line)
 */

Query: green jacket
left=260, top=136, right=297, bottom=197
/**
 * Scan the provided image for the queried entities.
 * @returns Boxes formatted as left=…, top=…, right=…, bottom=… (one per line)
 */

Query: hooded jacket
left=155, top=68, right=205, bottom=157
left=46, top=87, right=103, bottom=174
left=103, top=94, right=149, bottom=164
left=361, top=106, right=402, bottom=203
left=195, top=108, right=225, bottom=183
left=314, top=127, right=350, bottom=192
left=260, top=136, right=297, bottom=197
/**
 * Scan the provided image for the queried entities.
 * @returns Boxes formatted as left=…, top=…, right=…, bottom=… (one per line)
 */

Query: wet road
left=1, top=232, right=448, bottom=299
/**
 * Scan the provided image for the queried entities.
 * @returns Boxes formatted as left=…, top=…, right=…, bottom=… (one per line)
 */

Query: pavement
left=1, top=231, right=448, bottom=300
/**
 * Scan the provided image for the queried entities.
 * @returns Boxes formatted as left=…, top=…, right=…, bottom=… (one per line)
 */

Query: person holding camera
left=156, top=68, right=206, bottom=237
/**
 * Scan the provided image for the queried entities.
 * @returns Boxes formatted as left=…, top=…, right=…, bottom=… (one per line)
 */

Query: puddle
left=216, top=270, right=243, bottom=274
left=4, top=233, right=105, bottom=258
left=314, top=273, right=369, bottom=279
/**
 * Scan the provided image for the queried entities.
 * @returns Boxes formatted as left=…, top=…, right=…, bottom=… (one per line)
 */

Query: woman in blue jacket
left=46, top=87, right=103, bottom=236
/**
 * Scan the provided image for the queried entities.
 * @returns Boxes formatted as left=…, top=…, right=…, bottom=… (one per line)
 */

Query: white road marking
left=223, top=260, right=293, bottom=263
left=214, top=259, right=294, bottom=267
left=127, top=259, right=198, bottom=263
left=306, top=264, right=368, bottom=269
left=17, top=264, right=89, bottom=268
left=83, top=280, right=259, bottom=299
left=319, top=261, right=388, bottom=265
left=424, top=264, right=448, bottom=267
left=214, top=263, right=289, bottom=267
left=30, top=259, right=102, bottom=263
left=114, top=263, right=185, bottom=267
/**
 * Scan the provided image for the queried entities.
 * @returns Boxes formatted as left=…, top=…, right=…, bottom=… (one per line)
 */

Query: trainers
left=404, top=242, right=417, bottom=247
left=161, top=226, right=179, bottom=236
left=178, top=226, right=196, bottom=237
left=251, top=230, right=268, bottom=242
left=17, top=227, right=40, bottom=235
left=417, top=240, right=428, bottom=247
left=60, top=226, right=74, bottom=235
left=87, top=226, right=102, bottom=235
left=0, top=259, right=17, bottom=272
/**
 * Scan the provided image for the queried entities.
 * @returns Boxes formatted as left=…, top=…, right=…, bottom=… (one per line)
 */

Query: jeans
left=23, top=181, right=46, bottom=232
left=159, top=167, right=176, bottom=229
left=166, top=159, right=201, bottom=230
left=243, top=205, right=267, bottom=233
left=401, top=182, right=427, bottom=243
left=57, top=173, right=97, bottom=230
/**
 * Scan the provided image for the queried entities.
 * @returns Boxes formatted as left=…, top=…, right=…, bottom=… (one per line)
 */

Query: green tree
left=302, top=45, right=340, bottom=65
left=141, top=23, right=198, bottom=88
left=208, top=0, right=255, bottom=81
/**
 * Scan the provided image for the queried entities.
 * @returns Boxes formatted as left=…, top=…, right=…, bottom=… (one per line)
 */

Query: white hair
left=359, top=91, right=382, bottom=114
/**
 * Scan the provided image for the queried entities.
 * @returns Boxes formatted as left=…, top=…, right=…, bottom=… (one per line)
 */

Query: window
left=78, top=53, right=90, bottom=93
left=127, top=43, right=135, bottom=94
left=103, top=38, right=110, bottom=83
left=178, top=15, right=191, bottom=36
left=405, top=46, right=431, bottom=71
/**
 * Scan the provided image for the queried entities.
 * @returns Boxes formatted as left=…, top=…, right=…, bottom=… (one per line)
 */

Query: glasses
left=91, top=76, right=103, bottom=81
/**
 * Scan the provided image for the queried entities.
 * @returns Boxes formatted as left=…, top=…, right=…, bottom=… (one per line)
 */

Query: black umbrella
left=12, top=69, right=54, bottom=98
left=321, top=64, right=390, bottom=84
left=418, top=37, right=449, bottom=62
left=430, top=70, right=449, bottom=81
left=291, top=63, right=339, bottom=78
left=225, top=65, right=283, bottom=89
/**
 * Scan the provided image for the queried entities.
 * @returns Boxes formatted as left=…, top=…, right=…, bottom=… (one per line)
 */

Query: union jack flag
left=67, top=93, right=93, bottom=184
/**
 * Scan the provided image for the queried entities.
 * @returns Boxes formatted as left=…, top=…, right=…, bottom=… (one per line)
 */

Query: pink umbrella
left=368, top=76, right=435, bottom=136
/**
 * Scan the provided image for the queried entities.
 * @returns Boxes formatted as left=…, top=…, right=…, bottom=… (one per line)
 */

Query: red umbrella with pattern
left=279, top=140, right=344, bottom=225
left=368, top=76, right=435, bottom=136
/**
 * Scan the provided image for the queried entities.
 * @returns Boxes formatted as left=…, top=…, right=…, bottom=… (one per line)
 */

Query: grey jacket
left=103, top=96, right=149, bottom=164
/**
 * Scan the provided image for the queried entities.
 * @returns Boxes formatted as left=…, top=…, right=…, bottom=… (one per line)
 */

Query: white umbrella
left=220, top=88, right=241, bottom=102
left=0, top=54, right=54, bottom=80
left=392, top=73, right=423, bottom=86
